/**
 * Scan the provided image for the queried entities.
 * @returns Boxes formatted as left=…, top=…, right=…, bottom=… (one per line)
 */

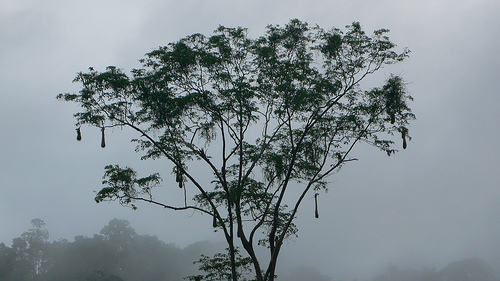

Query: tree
left=58, top=19, right=413, bottom=281
left=372, top=258, right=498, bottom=281
left=100, top=218, right=137, bottom=253
left=0, top=219, right=51, bottom=280
left=438, top=258, right=496, bottom=281
left=373, top=264, right=439, bottom=281
left=20, top=219, right=50, bottom=277
left=279, top=265, right=332, bottom=281
left=187, top=247, right=253, bottom=281
left=0, top=242, right=17, bottom=280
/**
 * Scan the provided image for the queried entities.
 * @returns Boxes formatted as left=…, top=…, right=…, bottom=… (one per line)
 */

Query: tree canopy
left=58, top=19, right=414, bottom=281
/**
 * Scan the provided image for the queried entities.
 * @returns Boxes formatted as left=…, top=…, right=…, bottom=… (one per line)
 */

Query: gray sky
left=1, top=0, right=499, bottom=280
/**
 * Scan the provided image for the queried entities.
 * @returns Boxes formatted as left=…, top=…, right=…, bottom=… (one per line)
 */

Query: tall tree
left=58, top=19, right=413, bottom=281
left=0, top=219, right=50, bottom=280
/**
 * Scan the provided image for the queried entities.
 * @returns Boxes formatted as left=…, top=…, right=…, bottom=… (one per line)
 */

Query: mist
left=1, top=0, right=500, bottom=280
left=2, top=218, right=498, bottom=280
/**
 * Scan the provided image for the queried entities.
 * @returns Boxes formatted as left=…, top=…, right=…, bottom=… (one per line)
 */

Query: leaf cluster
left=96, top=165, right=162, bottom=210
left=186, top=247, right=254, bottom=281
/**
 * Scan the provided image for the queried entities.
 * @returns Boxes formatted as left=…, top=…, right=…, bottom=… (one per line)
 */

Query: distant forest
left=0, top=218, right=212, bottom=281
left=0, top=219, right=498, bottom=281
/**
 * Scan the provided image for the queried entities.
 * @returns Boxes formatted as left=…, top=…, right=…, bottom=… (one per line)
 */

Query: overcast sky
left=1, top=0, right=499, bottom=280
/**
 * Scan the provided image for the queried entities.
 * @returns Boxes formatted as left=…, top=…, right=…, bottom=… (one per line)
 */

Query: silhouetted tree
left=0, top=242, right=17, bottom=280
left=280, top=265, right=332, bottom=281
left=373, top=264, right=438, bottom=281
left=85, top=269, right=124, bottom=281
left=122, top=234, right=183, bottom=281
left=58, top=19, right=413, bottom=281
left=0, top=219, right=51, bottom=280
left=372, top=258, right=498, bottom=281
left=438, top=258, right=496, bottom=281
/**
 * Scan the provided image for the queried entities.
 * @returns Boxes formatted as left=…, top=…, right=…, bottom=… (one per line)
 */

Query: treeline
left=1, top=219, right=498, bottom=281
left=372, top=258, right=498, bottom=281
left=0, top=218, right=216, bottom=281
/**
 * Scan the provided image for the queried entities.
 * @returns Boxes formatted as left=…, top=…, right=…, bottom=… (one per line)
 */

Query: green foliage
left=96, top=165, right=162, bottom=210
left=187, top=247, right=254, bottom=281
left=58, top=19, right=414, bottom=281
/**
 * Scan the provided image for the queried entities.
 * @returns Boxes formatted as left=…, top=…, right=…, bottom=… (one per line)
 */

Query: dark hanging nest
left=76, top=127, right=82, bottom=141
left=400, top=126, right=408, bottom=149
left=314, top=193, right=319, bottom=218
left=212, top=212, right=217, bottom=228
left=100, top=127, right=106, bottom=148
left=175, top=166, right=183, bottom=188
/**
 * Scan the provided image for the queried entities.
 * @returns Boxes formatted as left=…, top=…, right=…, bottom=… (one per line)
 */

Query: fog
left=1, top=0, right=499, bottom=280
